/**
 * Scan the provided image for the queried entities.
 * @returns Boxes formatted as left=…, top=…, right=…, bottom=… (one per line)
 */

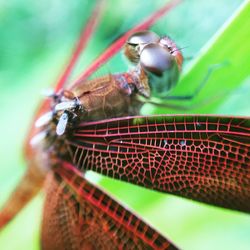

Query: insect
left=0, top=0, right=250, bottom=249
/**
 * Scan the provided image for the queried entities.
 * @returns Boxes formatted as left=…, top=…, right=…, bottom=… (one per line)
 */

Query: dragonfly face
left=125, top=30, right=183, bottom=97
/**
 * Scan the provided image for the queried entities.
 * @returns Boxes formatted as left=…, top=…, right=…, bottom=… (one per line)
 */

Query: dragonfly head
left=125, top=31, right=183, bottom=98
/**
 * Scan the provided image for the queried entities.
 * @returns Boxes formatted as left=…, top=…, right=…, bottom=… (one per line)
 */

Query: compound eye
left=140, top=43, right=173, bottom=76
left=127, top=30, right=160, bottom=45
left=124, top=31, right=160, bottom=64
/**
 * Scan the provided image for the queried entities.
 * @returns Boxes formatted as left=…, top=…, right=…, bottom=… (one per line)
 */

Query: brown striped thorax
left=31, top=30, right=183, bottom=149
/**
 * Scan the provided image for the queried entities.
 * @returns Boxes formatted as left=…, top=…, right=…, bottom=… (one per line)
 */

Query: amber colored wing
left=63, top=115, right=250, bottom=213
left=42, top=161, right=177, bottom=250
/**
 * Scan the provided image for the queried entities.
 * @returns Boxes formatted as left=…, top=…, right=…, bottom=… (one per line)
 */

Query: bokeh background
left=0, top=0, right=250, bottom=249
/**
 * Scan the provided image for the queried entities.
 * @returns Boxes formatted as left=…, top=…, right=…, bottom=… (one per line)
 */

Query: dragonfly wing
left=65, top=115, right=250, bottom=213
left=41, top=160, right=177, bottom=250
left=0, top=162, right=46, bottom=229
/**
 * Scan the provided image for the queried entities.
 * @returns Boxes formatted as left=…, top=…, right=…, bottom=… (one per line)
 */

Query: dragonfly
left=0, top=0, right=250, bottom=249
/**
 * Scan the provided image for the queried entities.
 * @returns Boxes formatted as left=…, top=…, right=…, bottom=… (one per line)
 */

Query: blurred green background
left=0, top=0, right=250, bottom=249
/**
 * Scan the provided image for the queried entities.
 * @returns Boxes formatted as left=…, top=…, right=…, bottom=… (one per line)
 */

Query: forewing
left=41, top=161, right=177, bottom=250
left=64, top=115, right=250, bottom=213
